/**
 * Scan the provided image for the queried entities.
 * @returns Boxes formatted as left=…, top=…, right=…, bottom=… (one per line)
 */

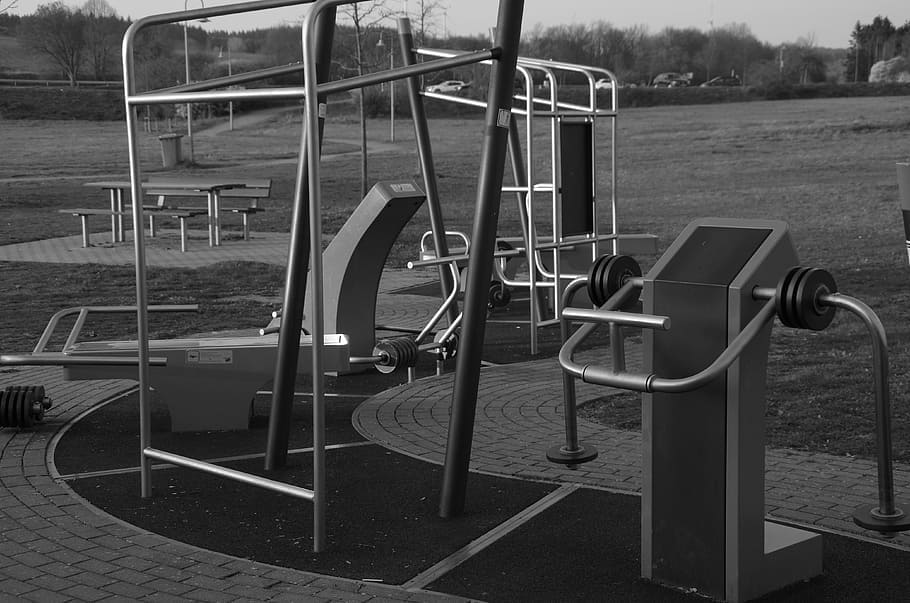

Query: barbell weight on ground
left=488, top=280, right=511, bottom=310
left=372, top=337, right=420, bottom=374
left=775, top=266, right=838, bottom=331
left=0, top=385, right=51, bottom=429
left=587, top=254, right=642, bottom=309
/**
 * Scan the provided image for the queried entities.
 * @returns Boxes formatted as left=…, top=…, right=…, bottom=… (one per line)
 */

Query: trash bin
left=158, top=133, right=184, bottom=168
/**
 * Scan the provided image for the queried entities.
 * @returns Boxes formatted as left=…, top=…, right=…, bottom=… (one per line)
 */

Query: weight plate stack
left=775, top=266, right=837, bottom=331
left=587, top=254, right=642, bottom=309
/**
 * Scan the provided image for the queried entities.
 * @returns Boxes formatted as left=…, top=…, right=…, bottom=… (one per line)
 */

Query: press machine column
left=640, top=218, right=822, bottom=602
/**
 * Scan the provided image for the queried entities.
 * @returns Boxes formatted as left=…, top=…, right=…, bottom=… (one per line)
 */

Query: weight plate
left=0, top=387, right=11, bottom=427
left=794, top=268, right=837, bottom=331
left=786, top=267, right=811, bottom=330
left=9, top=386, right=24, bottom=428
left=605, top=255, right=642, bottom=310
left=587, top=254, right=614, bottom=307
left=373, top=340, right=398, bottom=374
left=7, top=386, right=23, bottom=428
left=488, top=281, right=511, bottom=308
left=18, top=388, right=33, bottom=428
left=775, top=266, right=806, bottom=329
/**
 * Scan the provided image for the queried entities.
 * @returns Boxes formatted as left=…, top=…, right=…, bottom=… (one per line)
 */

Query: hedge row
left=4, top=81, right=910, bottom=121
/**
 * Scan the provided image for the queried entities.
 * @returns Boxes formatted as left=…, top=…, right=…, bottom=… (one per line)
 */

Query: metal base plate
left=853, top=503, right=910, bottom=533
left=546, top=442, right=598, bottom=465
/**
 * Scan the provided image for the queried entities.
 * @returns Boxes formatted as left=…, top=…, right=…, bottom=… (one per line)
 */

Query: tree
left=20, top=2, right=87, bottom=86
left=405, top=0, right=448, bottom=46
left=340, top=1, right=384, bottom=199
left=82, top=0, right=122, bottom=80
left=0, top=0, right=17, bottom=15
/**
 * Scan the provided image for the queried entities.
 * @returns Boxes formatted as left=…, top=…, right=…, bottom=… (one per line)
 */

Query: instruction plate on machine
left=186, top=349, right=233, bottom=364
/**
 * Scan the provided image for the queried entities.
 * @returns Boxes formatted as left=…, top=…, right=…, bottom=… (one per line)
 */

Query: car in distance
left=651, top=72, right=690, bottom=87
left=594, top=78, right=613, bottom=90
left=700, top=75, right=743, bottom=87
left=425, top=80, right=469, bottom=93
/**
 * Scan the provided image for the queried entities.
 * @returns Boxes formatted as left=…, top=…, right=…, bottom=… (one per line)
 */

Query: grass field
left=3, top=95, right=910, bottom=461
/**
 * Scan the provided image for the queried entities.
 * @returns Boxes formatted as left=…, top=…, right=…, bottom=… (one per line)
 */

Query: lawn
left=3, top=95, right=910, bottom=461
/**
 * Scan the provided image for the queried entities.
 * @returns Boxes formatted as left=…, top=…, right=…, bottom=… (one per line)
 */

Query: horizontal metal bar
left=143, top=447, right=315, bottom=501
left=34, top=304, right=199, bottom=354
left=130, top=50, right=499, bottom=107
left=0, top=354, right=167, bottom=367
left=562, top=307, right=670, bottom=331
left=130, top=87, right=305, bottom=106
left=130, top=0, right=317, bottom=31
left=155, top=63, right=307, bottom=95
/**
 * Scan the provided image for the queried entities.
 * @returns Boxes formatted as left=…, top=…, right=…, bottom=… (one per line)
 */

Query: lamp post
left=376, top=34, right=395, bottom=142
left=183, top=0, right=207, bottom=163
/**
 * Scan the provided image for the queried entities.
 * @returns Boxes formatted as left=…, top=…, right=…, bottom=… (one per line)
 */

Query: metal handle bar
left=561, top=293, right=779, bottom=393
left=0, top=353, right=167, bottom=367
left=561, top=307, right=671, bottom=331
left=415, top=263, right=462, bottom=345
left=33, top=305, right=199, bottom=354
left=407, top=247, right=522, bottom=270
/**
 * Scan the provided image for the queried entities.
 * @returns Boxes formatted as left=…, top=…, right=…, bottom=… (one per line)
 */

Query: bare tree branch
left=0, top=0, right=18, bottom=15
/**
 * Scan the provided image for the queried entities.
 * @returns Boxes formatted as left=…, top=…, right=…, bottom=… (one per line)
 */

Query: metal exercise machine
left=556, top=218, right=910, bottom=602
left=403, top=44, right=658, bottom=355
left=115, top=0, right=526, bottom=552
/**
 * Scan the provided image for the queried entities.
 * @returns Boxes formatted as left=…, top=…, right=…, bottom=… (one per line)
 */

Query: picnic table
left=74, top=178, right=256, bottom=251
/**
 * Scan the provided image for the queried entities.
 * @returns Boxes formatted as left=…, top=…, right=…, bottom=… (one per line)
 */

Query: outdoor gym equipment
left=298, top=180, right=426, bottom=370
left=0, top=386, right=51, bottom=429
left=557, top=217, right=910, bottom=602
left=406, top=42, right=659, bottom=356
left=121, top=0, right=525, bottom=551
left=2, top=305, right=351, bottom=432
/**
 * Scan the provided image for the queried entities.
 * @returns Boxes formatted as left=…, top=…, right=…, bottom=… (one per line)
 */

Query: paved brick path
left=4, top=232, right=910, bottom=602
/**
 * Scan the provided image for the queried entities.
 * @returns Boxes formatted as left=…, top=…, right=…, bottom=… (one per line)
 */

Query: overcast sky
left=9, top=0, right=910, bottom=48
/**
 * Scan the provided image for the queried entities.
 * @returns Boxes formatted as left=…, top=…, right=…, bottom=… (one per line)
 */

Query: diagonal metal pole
left=265, top=7, right=336, bottom=471
left=397, top=16, right=457, bottom=324
left=439, top=0, right=524, bottom=518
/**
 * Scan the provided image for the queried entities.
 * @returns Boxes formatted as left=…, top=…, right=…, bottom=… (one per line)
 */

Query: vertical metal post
left=397, top=17, right=456, bottom=324
left=507, top=116, right=538, bottom=353
left=439, top=0, right=524, bottom=518
left=121, top=22, right=153, bottom=498
left=265, top=8, right=335, bottom=472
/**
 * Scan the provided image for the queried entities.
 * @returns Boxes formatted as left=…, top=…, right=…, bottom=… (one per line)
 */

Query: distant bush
left=3, top=81, right=910, bottom=121
left=0, top=86, right=124, bottom=120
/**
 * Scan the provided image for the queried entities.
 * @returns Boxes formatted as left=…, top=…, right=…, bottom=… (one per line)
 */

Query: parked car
left=651, top=72, right=690, bottom=87
left=594, top=78, right=613, bottom=90
left=425, top=80, right=469, bottom=93
left=700, top=75, right=742, bottom=87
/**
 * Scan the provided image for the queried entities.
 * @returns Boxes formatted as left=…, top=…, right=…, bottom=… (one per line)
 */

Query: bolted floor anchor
left=546, top=442, right=598, bottom=467
left=853, top=504, right=910, bottom=533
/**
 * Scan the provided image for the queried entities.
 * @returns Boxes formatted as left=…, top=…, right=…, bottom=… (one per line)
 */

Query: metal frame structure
left=120, top=0, right=525, bottom=550
left=406, top=47, right=647, bottom=354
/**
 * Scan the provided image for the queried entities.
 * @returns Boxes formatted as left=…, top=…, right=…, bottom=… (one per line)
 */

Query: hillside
left=0, top=34, right=58, bottom=78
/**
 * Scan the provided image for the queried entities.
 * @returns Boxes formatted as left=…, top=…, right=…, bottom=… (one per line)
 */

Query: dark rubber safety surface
left=430, top=487, right=910, bottom=602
